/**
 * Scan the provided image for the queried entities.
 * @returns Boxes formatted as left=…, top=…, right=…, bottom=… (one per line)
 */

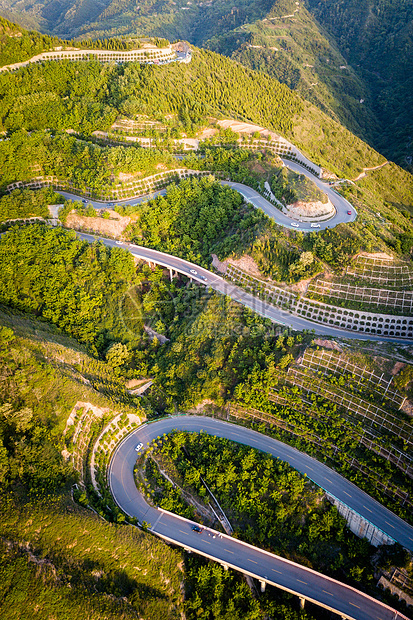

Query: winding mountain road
left=59, top=159, right=356, bottom=232
left=109, top=416, right=411, bottom=620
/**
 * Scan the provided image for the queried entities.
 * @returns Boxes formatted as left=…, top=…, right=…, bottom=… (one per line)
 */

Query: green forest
left=1, top=0, right=413, bottom=170
left=0, top=186, right=58, bottom=222
left=124, top=175, right=263, bottom=265
left=1, top=222, right=413, bottom=618
left=0, top=304, right=187, bottom=620
left=0, top=131, right=178, bottom=191
left=0, top=224, right=138, bottom=353
left=0, top=15, right=58, bottom=65
left=0, top=16, right=170, bottom=66
left=0, top=46, right=301, bottom=136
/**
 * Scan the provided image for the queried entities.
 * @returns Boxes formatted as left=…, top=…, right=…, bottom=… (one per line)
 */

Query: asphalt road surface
left=58, top=159, right=355, bottom=232
left=224, top=159, right=355, bottom=232
left=77, top=232, right=413, bottom=344
left=109, top=416, right=411, bottom=620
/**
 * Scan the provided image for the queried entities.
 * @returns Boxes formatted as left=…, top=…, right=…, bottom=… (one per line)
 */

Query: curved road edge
left=58, top=159, right=355, bottom=233
left=76, top=232, right=413, bottom=344
left=108, top=416, right=411, bottom=620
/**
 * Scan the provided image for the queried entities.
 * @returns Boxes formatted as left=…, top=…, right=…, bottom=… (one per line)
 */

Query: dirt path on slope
left=353, top=161, right=389, bottom=182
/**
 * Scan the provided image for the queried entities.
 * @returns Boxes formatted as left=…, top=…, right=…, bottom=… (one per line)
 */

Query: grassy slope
left=0, top=306, right=185, bottom=618
left=0, top=494, right=184, bottom=620
left=0, top=302, right=145, bottom=434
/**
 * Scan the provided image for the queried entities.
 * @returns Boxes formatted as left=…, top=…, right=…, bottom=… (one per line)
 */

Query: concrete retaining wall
left=0, top=45, right=182, bottom=73
left=326, top=492, right=396, bottom=547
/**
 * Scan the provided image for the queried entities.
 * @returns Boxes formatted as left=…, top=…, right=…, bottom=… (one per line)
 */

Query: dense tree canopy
left=0, top=224, right=137, bottom=354
left=0, top=186, right=58, bottom=222
left=0, top=131, right=176, bottom=191
left=125, top=175, right=264, bottom=265
left=0, top=47, right=302, bottom=136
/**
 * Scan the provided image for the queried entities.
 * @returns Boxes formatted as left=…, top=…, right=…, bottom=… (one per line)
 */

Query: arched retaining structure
left=72, top=233, right=413, bottom=344
left=6, top=169, right=215, bottom=202
left=0, top=44, right=190, bottom=73
left=225, top=263, right=413, bottom=340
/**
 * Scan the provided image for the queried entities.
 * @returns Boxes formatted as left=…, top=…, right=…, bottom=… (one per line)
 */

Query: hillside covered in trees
left=1, top=1, right=412, bottom=172
left=1, top=222, right=413, bottom=618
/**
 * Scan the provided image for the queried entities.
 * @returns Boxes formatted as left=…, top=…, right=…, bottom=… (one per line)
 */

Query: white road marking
left=224, top=549, right=234, bottom=554
left=297, top=579, right=307, bottom=585
left=362, top=505, right=372, bottom=513
left=247, top=559, right=258, bottom=564
left=271, top=569, right=282, bottom=574
left=349, top=602, right=360, bottom=609
left=179, top=529, right=189, bottom=536
left=322, top=590, right=333, bottom=596
left=385, top=521, right=395, bottom=529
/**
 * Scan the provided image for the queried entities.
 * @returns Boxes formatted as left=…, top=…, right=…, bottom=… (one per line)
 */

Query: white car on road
left=291, top=222, right=299, bottom=228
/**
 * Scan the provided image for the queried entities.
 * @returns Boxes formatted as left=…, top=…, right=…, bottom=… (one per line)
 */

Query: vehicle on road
left=200, top=275, right=208, bottom=281
left=82, top=199, right=87, bottom=203
left=116, top=241, right=123, bottom=245
left=135, top=443, right=143, bottom=452
left=192, top=525, right=202, bottom=533
left=291, top=222, right=299, bottom=228
left=190, top=269, right=197, bottom=275
left=347, top=211, right=352, bottom=215
left=310, top=223, right=320, bottom=228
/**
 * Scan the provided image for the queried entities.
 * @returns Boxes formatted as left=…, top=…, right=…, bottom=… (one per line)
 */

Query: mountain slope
left=1, top=0, right=411, bottom=171
left=204, top=0, right=381, bottom=148
left=0, top=306, right=185, bottom=619
left=306, top=0, right=413, bottom=172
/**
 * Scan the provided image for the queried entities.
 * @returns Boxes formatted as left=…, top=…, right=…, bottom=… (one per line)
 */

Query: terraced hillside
left=232, top=343, right=413, bottom=525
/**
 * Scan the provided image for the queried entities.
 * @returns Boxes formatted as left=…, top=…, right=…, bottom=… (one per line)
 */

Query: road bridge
left=77, top=233, right=413, bottom=343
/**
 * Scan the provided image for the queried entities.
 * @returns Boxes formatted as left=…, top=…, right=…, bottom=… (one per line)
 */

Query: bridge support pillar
left=299, top=597, right=305, bottom=610
left=169, top=268, right=173, bottom=282
left=221, top=564, right=228, bottom=571
left=184, top=547, right=191, bottom=553
left=260, top=580, right=266, bottom=593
